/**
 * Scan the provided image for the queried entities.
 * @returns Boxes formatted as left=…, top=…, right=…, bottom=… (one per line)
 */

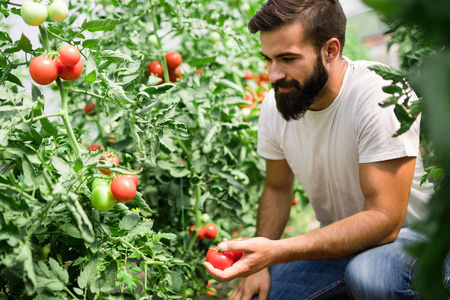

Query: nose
left=268, top=62, right=286, bottom=83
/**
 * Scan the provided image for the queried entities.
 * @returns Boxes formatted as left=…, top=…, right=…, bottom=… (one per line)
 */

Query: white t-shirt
left=257, top=57, right=434, bottom=227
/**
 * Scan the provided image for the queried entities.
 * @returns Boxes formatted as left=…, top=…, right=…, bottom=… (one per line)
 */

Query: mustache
left=273, top=79, right=300, bottom=89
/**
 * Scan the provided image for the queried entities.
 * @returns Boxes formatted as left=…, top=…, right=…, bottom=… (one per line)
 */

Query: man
left=204, top=0, right=449, bottom=299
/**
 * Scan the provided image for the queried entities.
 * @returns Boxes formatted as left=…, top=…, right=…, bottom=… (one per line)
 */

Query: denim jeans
left=253, top=228, right=450, bottom=300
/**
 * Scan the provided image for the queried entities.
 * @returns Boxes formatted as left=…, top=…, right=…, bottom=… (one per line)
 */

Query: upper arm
left=265, top=159, right=294, bottom=191
left=359, top=156, right=416, bottom=238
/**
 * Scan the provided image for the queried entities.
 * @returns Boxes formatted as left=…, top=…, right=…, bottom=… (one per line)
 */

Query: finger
left=204, top=261, right=247, bottom=282
left=219, top=239, right=249, bottom=253
left=229, top=280, right=243, bottom=300
left=255, top=284, right=270, bottom=300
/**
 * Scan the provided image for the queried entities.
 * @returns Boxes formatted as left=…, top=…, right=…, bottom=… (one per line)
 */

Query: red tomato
left=59, top=45, right=81, bottom=66
left=206, top=282, right=217, bottom=296
left=292, top=198, right=298, bottom=206
left=203, top=223, right=218, bottom=240
left=195, top=69, right=202, bottom=76
left=165, top=51, right=182, bottom=69
left=189, top=225, right=205, bottom=241
left=241, top=92, right=255, bottom=109
left=169, top=67, right=182, bottom=82
left=244, top=71, right=254, bottom=80
left=230, top=238, right=247, bottom=261
left=83, top=102, right=96, bottom=115
left=98, top=151, right=119, bottom=175
left=257, top=90, right=268, bottom=103
left=147, top=61, right=163, bottom=78
left=120, top=174, right=139, bottom=186
left=87, top=144, right=101, bottom=151
left=29, top=57, right=58, bottom=85
left=205, top=246, right=235, bottom=270
left=56, top=58, right=83, bottom=81
left=110, top=176, right=137, bottom=202
left=260, top=72, right=269, bottom=82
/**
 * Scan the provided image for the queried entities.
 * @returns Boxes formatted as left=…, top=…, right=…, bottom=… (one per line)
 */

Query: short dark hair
left=248, top=0, right=347, bottom=54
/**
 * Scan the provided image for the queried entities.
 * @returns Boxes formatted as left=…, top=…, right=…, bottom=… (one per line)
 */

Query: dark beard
left=273, top=55, right=329, bottom=121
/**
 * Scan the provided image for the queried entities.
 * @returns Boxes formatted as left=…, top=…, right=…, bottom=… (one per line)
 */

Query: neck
left=309, top=57, right=348, bottom=111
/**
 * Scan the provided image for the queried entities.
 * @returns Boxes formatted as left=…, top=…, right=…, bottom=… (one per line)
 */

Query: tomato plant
left=21, top=0, right=47, bottom=26
left=47, top=0, right=69, bottom=22
left=110, top=176, right=137, bottom=202
left=56, top=58, right=83, bottom=81
left=29, top=56, right=58, bottom=85
left=206, top=246, right=235, bottom=270
left=91, top=185, right=117, bottom=211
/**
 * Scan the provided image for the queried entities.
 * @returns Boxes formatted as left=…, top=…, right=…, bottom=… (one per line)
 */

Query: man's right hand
left=229, top=268, right=271, bottom=300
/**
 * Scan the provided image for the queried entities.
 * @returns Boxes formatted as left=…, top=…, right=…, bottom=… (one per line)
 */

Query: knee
left=344, top=253, right=417, bottom=300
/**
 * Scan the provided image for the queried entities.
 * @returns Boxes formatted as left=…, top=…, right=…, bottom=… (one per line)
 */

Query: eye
left=282, top=57, right=295, bottom=62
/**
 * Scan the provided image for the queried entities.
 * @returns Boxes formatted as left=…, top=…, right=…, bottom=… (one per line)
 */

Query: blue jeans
left=254, top=228, right=450, bottom=300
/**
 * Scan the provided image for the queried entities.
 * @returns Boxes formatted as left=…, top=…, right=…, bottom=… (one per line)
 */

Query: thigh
left=345, top=227, right=425, bottom=300
left=264, top=257, right=352, bottom=300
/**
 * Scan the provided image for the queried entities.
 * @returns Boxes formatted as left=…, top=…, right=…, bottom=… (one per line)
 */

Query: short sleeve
left=355, top=77, right=420, bottom=163
left=257, top=90, right=286, bottom=160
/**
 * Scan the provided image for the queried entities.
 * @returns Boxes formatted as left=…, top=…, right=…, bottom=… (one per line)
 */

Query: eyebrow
left=260, top=51, right=301, bottom=59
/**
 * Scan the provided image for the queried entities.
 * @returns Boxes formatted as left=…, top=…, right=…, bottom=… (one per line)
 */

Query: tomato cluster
left=189, top=223, right=218, bottom=241
left=21, top=0, right=68, bottom=27
left=29, top=45, right=83, bottom=85
left=90, top=151, right=140, bottom=211
left=147, top=51, right=183, bottom=84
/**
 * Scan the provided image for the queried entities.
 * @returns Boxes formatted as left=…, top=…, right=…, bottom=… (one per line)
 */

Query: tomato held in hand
left=47, top=0, right=69, bottom=22
left=91, top=185, right=117, bottom=211
left=230, top=238, right=247, bottom=262
left=189, top=225, right=205, bottom=241
left=147, top=61, right=163, bottom=78
left=56, top=58, right=83, bottom=81
left=21, top=0, right=48, bottom=26
left=206, top=246, right=235, bottom=270
left=203, top=223, right=218, bottom=240
left=29, top=57, right=58, bottom=85
left=165, top=51, right=182, bottom=69
left=59, top=45, right=81, bottom=66
left=110, top=176, right=137, bottom=202
left=98, top=151, right=119, bottom=175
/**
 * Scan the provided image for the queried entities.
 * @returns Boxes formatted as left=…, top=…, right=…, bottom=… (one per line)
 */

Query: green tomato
left=91, top=185, right=117, bottom=212
left=48, top=0, right=69, bottom=22
left=21, top=0, right=48, bottom=26
left=91, top=178, right=110, bottom=190
left=210, top=32, right=221, bottom=43
left=148, top=35, right=158, bottom=47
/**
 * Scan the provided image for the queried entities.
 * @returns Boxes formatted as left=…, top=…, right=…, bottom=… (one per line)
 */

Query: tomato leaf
left=77, top=259, right=97, bottom=290
left=133, top=192, right=153, bottom=214
left=81, top=19, right=119, bottom=32
left=98, top=72, right=135, bottom=105
left=85, top=53, right=98, bottom=84
left=119, top=212, right=140, bottom=230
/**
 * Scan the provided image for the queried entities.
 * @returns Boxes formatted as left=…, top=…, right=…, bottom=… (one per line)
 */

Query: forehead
left=260, top=22, right=315, bottom=57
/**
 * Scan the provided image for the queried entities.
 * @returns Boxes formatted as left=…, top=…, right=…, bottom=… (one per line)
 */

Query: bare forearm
left=255, top=185, right=293, bottom=240
left=273, top=209, right=400, bottom=263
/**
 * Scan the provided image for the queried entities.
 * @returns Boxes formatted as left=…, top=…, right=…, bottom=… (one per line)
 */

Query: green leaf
left=133, top=192, right=153, bottom=213
left=98, top=72, right=135, bottom=105
left=99, top=50, right=134, bottom=63
left=82, top=38, right=101, bottom=49
left=81, top=19, right=119, bottom=32
left=197, top=192, right=212, bottom=211
left=85, top=53, right=98, bottom=84
left=78, top=260, right=98, bottom=289
left=129, top=121, right=145, bottom=155
left=142, top=83, right=175, bottom=95
left=91, top=260, right=117, bottom=293
left=22, top=155, right=36, bottom=187
left=60, top=223, right=82, bottom=239
left=216, top=78, right=244, bottom=94
left=119, top=212, right=140, bottom=230
left=18, top=34, right=32, bottom=53
left=48, top=258, right=69, bottom=285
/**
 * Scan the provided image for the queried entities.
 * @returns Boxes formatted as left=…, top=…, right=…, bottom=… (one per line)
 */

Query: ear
left=322, top=38, right=341, bottom=62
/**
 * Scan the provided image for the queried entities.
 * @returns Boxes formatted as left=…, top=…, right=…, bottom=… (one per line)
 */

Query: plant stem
left=38, top=24, right=51, bottom=53
left=28, top=112, right=64, bottom=123
left=71, top=89, right=106, bottom=100
left=1, top=1, right=21, bottom=7
left=187, top=184, right=202, bottom=252
left=57, top=78, right=81, bottom=157
left=149, top=0, right=170, bottom=84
